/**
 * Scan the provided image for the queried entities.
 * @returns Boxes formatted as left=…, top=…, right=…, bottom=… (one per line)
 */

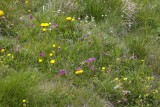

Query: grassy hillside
left=0, top=0, right=160, bottom=106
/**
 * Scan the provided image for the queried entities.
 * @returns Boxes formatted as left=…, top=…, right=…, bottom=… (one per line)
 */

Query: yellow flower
left=50, top=59, right=55, bottom=64
left=7, top=54, right=11, bottom=56
left=41, top=23, right=49, bottom=27
left=52, top=44, right=56, bottom=48
left=25, top=0, right=29, bottom=4
left=49, top=53, right=53, bottom=57
left=102, top=67, right=106, bottom=71
left=58, top=46, right=61, bottom=49
left=72, top=18, right=75, bottom=22
left=1, top=48, right=5, bottom=52
left=75, top=70, right=84, bottom=74
left=12, top=55, right=14, bottom=59
left=141, top=60, right=144, bottom=62
left=42, top=28, right=47, bottom=32
left=22, top=99, right=26, bottom=103
left=66, top=17, right=72, bottom=21
left=115, top=78, right=119, bottom=81
left=38, top=59, right=43, bottom=63
left=0, top=10, right=4, bottom=16
left=123, top=78, right=128, bottom=81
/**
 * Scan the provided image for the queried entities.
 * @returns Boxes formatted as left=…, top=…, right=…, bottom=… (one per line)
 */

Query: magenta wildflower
left=77, top=67, right=82, bottom=71
left=86, top=58, right=96, bottom=63
left=39, top=52, right=45, bottom=57
left=58, top=69, right=67, bottom=76
left=29, top=14, right=33, bottom=19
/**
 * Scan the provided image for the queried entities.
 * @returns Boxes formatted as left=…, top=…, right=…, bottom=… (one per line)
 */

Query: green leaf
left=157, top=27, right=160, bottom=33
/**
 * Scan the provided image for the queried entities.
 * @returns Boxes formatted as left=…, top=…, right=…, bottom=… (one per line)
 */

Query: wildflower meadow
left=0, top=0, right=160, bottom=107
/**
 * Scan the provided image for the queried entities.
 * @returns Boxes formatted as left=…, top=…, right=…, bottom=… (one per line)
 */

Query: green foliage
left=0, top=17, right=16, bottom=37
left=0, top=0, right=160, bottom=107
left=77, top=0, right=122, bottom=22
left=0, top=71, right=43, bottom=107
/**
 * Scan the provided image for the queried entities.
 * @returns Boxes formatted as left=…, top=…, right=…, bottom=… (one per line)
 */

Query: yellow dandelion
left=71, top=18, right=75, bottom=22
left=12, top=55, right=14, bottom=59
left=7, top=54, right=11, bottom=56
left=66, top=17, right=72, bottom=21
left=41, top=23, right=49, bottom=27
left=50, top=59, right=55, bottom=64
left=42, top=28, right=47, bottom=32
left=49, top=53, right=53, bottom=57
left=22, top=99, right=26, bottom=103
left=38, top=59, right=43, bottom=63
left=75, top=70, right=84, bottom=74
left=58, top=46, right=61, bottom=49
left=1, top=48, right=5, bottom=52
left=123, top=78, right=128, bottom=81
left=102, top=67, right=106, bottom=71
left=52, top=44, right=56, bottom=48
left=141, top=60, right=144, bottom=62
left=0, top=10, right=4, bottom=16
left=115, top=78, right=119, bottom=81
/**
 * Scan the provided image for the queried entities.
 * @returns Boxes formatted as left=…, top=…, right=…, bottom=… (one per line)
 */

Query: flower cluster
left=38, top=51, right=55, bottom=64
left=75, top=67, right=84, bottom=74
left=37, top=44, right=62, bottom=65
left=66, top=17, right=75, bottom=21
left=40, top=23, right=50, bottom=32
left=85, top=57, right=96, bottom=71
left=22, top=99, right=27, bottom=107
left=58, top=69, right=67, bottom=76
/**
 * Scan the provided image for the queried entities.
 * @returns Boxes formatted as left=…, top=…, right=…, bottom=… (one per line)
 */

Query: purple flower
left=77, top=67, right=82, bottom=71
left=58, top=69, right=67, bottom=76
left=39, top=52, right=45, bottom=57
left=29, top=14, right=33, bottom=19
left=52, top=24, right=58, bottom=29
left=86, top=58, right=96, bottom=63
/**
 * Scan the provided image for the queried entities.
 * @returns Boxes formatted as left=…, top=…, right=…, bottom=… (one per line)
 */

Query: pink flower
left=77, top=67, right=82, bottom=71
left=58, top=69, right=67, bottom=76
left=86, top=58, right=96, bottom=63
left=39, top=52, right=45, bottom=57
left=29, top=14, right=33, bottom=19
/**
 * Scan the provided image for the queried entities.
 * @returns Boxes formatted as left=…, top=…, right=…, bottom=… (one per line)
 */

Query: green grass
left=0, top=0, right=160, bottom=106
